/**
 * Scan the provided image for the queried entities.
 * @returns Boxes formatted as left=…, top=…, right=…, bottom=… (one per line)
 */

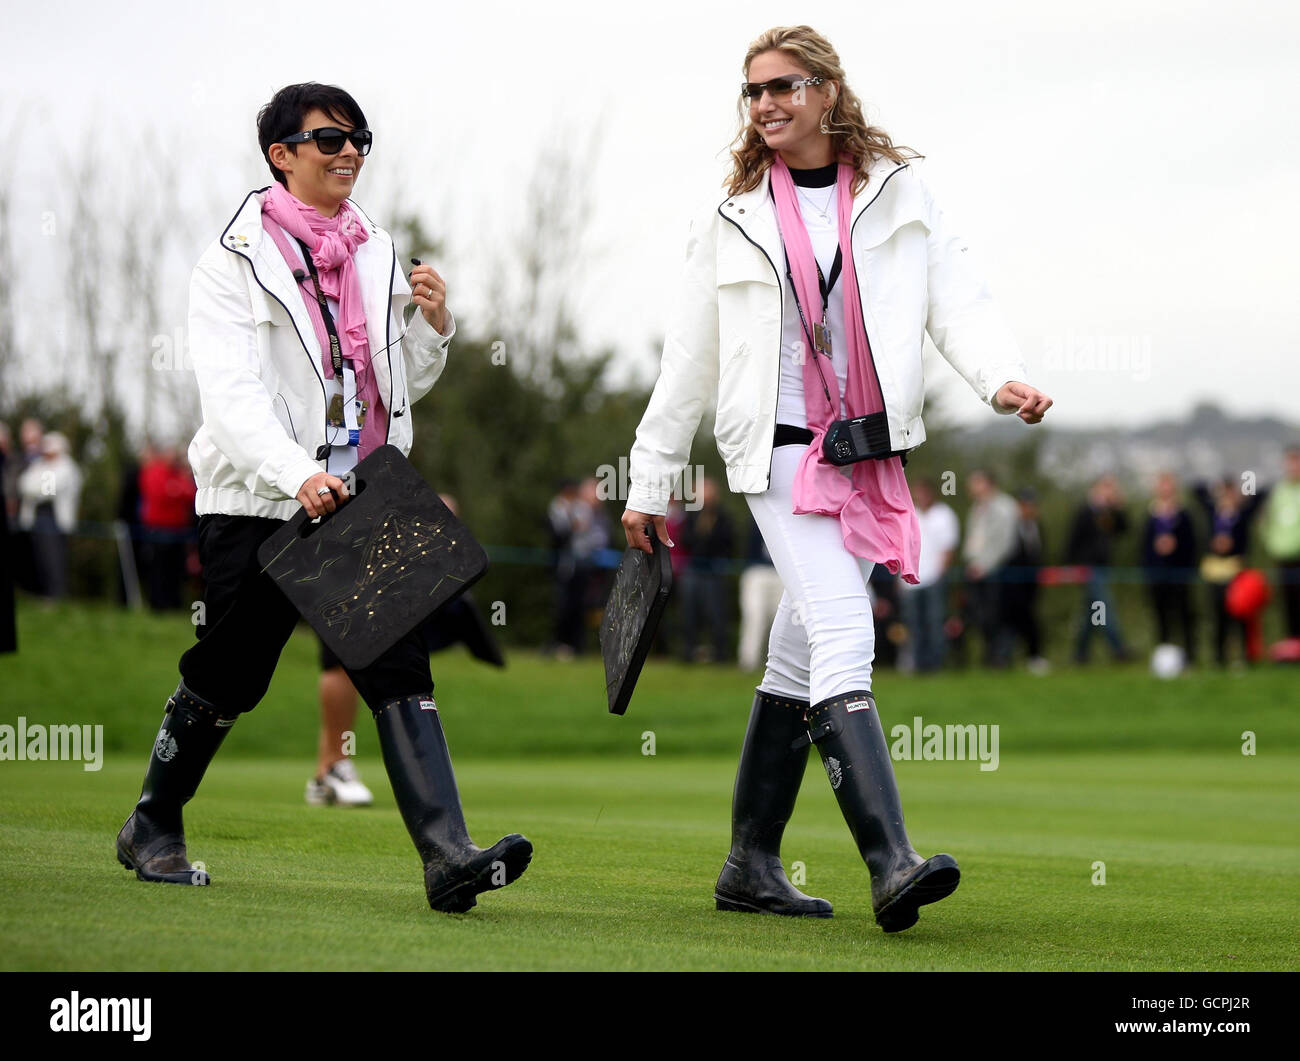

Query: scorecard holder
left=599, top=529, right=674, bottom=716
left=256, top=445, right=488, bottom=671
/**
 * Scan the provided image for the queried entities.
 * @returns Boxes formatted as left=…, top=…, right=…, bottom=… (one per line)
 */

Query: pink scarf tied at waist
left=769, top=156, right=920, bottom=584
left=260, top=182, right=373, bottom=394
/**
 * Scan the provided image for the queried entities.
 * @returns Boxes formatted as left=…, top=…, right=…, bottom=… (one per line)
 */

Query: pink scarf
left=260, top=182, right=373, bottom=394
left=770, top=156, right=920, bottom=584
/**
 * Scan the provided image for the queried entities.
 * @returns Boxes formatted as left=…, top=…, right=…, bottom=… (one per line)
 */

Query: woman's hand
left=297, top=472, right=350, bottom=518
left=621, top=509, right=674, bottom=555
left=994, top=381, right=1053, bottom=424
left=409, top=263, right=448, bottom=335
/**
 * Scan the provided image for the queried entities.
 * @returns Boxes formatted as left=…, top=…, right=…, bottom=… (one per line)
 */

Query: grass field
left=2, top=601, right=1298, bottom=971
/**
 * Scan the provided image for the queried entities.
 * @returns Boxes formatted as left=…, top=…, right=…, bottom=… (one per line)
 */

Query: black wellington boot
left=373, top=694, right=532, bottom=913
left=804, top=691, right=960, bottom=932
left=714, top=690, right=832, bottom=918
left=116, top=683, right=237, bottom=885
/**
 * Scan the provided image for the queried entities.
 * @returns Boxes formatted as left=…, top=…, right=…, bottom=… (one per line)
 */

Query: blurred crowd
left=6, top=418, right=1300, bottom=672
left=544, top=451, right=1300, bottom=673
left=0, top=419, right=198, bottom=610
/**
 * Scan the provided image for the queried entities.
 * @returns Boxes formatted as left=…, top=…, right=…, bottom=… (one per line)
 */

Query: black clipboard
left=256, top=445, right=488, bottom=671
left=599, top=530, right=674, bottom=715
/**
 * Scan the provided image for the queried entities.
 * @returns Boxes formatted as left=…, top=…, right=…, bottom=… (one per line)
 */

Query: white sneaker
left=1026, top=656, right=1052, bottom=676
left=305, top=758, right=374, bottom=807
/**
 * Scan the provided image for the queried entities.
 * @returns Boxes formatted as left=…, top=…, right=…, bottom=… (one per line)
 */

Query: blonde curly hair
left=726, top=25, right=922, bottom=197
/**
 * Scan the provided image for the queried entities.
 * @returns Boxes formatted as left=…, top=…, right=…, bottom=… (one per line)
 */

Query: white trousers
left=744, top=444, right=877, bottom=705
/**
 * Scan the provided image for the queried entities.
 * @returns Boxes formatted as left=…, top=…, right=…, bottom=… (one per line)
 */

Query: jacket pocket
left=716, top=244, right=779, bottom=287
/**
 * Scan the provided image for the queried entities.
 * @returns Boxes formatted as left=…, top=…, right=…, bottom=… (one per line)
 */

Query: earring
left=820, top=110, right=833, bottom=135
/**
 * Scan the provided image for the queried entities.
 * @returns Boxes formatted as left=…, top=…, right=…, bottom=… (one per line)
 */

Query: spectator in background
left=577, top=476, right=612, bottom=633
left=115, top=444, right=146, bottom=606
left=962, top=469, right=1019, bottom=667
left=1067, top=474, right=1132, bottom=664
left=1141, top=471, right=1198, bottom=662
left=898, top=478, right=958, bottom=673
left=0, top=422, right=19, bottom=521
left=678, top=477, right=734, bottom=663
left=1002, top=487, right=1048, bottom=674
left=0, top=424, right=15, bottom=653
left=138, top=445, right=197, bottom=611
left=546, top=477, right=604, bottom=658
left=1261, top=446, right=1300, bottom=639
left=9, top=418, right=44, bottom=594
left=17, top=431, right=82, bottom=600
left=1194, top=476, right=1268, bottom=665
left=737, top=518, right=783, bottom=671
left=18, top=419, right=43, bottom=467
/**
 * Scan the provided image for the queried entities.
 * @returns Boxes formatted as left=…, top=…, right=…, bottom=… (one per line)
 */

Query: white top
left=776, top=184, right=850, bottom=427
left=911, top=501, right=960, bottom=588
left=284, top=234, right=360, bottom=475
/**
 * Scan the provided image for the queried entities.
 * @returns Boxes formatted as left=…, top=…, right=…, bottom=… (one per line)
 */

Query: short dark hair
left=256, top=83, right=368, bottom=187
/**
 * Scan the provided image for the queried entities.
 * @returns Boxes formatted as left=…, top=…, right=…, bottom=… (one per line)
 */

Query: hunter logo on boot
left=825, top=756, right=843, bottom=789
left=154, top=733, right=178, bottom=763
left=419, top=699, right=437, bottom=712
left=846, top=699, right=871, bottom=712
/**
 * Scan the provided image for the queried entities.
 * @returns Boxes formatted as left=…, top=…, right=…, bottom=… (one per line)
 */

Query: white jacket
left=187, top=188, right=455, bottom=520
left=627, top=155, right=1027, bottom=515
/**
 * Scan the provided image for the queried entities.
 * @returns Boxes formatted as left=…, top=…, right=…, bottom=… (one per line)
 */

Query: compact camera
left=821, top=411, right=894, bottom=466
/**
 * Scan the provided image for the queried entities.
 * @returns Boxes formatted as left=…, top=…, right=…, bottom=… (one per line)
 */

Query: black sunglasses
left=740, top=75, right=825, bottom=101
left=277, top=127, right=373, bottom=156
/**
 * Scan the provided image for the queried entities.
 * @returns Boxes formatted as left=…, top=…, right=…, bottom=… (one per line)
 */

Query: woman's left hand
left=994, top=381, right=1053, bottom=424
left=409, top=263, right=448, bottom=335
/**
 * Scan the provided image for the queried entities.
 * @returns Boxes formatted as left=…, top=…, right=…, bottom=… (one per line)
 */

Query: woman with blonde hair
left=623, top=25, right=1051, bottom=931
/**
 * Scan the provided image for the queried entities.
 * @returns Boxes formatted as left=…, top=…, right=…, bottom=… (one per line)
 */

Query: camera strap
left=784, top=245, right=843, bottom=416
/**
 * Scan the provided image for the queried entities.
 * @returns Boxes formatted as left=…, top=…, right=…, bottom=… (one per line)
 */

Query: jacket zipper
left=717, top=204, right=784, bottom=491
left=221, top=192, right=330, bottom=458
left=384, top=240, right=401, bottom=442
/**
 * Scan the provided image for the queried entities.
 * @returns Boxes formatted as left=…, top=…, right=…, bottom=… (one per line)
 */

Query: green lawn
left=1, top=601, right=1298, bottom=970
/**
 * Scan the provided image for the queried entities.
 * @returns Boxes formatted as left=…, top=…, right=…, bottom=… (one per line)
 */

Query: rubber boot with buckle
left=803, top=690, right=960, bottom=932
left=373, top=693, right=532, bottom=913
left=715, top=690, right=832, bottom=917
left=116, top=682, right=237, bottom=885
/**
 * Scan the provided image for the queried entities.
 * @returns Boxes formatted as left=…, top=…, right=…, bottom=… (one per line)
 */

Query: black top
left=787, top=161, right=838, bottom=188
left=1066, top=503, right=1129, bottom=566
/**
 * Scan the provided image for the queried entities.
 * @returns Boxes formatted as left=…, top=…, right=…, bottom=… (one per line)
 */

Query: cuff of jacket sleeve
left=407, top=304, right=455, bottom=346
left=987, top=372, right=1025, bottom=412
left=278, top=456, right=328, bottom=501
left=626, top=480, right=675, bottom=517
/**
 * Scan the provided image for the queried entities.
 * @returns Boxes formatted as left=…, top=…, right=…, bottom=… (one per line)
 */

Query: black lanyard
left=295, top=239, right=344, bottom=377
left=783, top=244, right=843, bottom=414
left=784, top=246, right=841, bottom=347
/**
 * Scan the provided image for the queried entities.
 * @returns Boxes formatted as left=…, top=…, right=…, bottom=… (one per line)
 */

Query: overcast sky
left=5, top=0, right=1297, bottom=432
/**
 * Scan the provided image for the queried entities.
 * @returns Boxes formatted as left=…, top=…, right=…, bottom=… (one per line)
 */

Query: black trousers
left=179, top=515, right=432, bottom=714
left=1148, top=580, right=1197, bottom=660
left=1206, top=581, right=1244, bottom=666
left=1001, top=582, right=1042, bottom=658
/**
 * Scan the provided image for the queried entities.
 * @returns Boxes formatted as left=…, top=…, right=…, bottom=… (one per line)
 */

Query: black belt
left=774, top=424, right=815, bottom=448
left=772, top=422, right=910, bottom=465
